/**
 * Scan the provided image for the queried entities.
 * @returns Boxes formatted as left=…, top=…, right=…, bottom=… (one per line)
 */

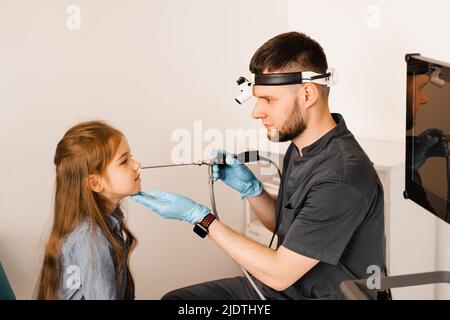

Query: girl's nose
left=134, top=160, right=142, bottom=170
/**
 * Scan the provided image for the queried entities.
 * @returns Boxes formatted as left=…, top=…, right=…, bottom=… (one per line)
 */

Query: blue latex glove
left=130, top=190, right=210, bottom=224
left=413, top=128, right=448, bottom=170
left=211, top=149, right=263, bottom=199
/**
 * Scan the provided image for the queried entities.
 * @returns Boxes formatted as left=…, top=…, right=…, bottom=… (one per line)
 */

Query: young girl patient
left=36, top=121, right=141, bottom=300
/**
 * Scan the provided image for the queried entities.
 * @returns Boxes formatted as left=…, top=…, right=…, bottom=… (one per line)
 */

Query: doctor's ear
left=87, top=174, right=104, bottom=193
left=300, top=83, right=319, bottom=107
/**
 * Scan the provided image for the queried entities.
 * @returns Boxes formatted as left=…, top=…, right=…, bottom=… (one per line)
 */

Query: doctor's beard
left=267, top=97, right=307, bottom=142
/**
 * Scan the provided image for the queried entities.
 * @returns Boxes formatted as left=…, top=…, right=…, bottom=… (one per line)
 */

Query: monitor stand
left=340, top=271, right=450, bottom=300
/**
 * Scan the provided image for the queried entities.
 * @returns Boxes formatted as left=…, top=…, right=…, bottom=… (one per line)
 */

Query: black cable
left=269, top=180, right=283, bottom=249
left=229, top=151, right=284, bottom=249
left=256, top=155, right=283, bottom=249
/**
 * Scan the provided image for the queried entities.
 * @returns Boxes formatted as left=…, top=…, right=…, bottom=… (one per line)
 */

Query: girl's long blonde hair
left=36, top=121, right=136, bottom=299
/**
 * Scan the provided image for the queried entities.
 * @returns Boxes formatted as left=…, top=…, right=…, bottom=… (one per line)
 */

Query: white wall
left=288, top=0, right=450, bottom=299
left=0, top=0, right=289, bottom=299
left=288, top=0, right=450, bottom=142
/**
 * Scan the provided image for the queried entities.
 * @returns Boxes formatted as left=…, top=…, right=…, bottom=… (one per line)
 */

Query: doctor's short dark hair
left=250, top=31, right=330, bottom=98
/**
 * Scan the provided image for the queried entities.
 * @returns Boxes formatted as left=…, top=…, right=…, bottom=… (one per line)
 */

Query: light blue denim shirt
left=60, top=209, right=129, bottom=300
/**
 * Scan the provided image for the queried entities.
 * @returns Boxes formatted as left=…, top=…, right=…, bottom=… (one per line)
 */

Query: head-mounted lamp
left=235, top=68, right=338, bottom=104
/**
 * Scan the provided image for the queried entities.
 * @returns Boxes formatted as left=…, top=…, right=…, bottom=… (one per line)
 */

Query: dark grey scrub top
left=256, top=113, right=385, bottom=300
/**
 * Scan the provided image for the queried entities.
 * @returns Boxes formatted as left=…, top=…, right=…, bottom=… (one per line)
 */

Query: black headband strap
left=253, top=72, right=331, bottom=86
left=254, top=72, right=303, bottom=86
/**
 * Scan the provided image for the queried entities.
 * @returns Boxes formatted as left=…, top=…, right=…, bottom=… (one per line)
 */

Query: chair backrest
left=0, top=261, right=15, bottom=300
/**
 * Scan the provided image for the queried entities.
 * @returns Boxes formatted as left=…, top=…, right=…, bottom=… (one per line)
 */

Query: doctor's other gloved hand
left=211, top=149, right=263, bottom=199
left=130, top=190, right=211, bottom=224
left=414, top=128, right=448, bottom=170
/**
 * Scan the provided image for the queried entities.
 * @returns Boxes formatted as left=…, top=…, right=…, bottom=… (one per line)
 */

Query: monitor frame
left=404, top=53, right=450, bottom=223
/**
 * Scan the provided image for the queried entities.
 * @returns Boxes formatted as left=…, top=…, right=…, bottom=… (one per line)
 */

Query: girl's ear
left=87, top=174, right=104, bottom=193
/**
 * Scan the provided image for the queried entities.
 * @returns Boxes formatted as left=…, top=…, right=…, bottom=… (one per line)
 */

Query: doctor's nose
left=251, top=101, right=266, bottom=120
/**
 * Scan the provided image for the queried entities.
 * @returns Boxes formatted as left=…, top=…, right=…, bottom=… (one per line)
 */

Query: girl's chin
left=133, top=185, right=142, bottom=194
left=119, top=184, right=142, bottom=198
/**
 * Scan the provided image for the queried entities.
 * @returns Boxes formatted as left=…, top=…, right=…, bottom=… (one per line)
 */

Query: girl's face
left=97, top=136, right=142, bottom=209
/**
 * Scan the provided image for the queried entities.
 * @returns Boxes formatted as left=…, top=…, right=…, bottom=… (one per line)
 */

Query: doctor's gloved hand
left=413, top=128, right=448, bottom=170
left=130, top=190, right=210, bottom=224
left=211, top=149, right=263, bottom=199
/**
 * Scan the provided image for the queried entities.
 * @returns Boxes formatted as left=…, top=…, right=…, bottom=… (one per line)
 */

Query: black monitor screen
left=405, top=54, right=450, bottom=223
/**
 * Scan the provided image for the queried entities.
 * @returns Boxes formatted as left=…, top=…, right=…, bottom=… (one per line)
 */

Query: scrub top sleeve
left=281, top=180, right=366, bottom=265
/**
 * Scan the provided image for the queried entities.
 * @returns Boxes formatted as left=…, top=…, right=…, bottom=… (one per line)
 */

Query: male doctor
left=132, top=32, right=385, bottom=300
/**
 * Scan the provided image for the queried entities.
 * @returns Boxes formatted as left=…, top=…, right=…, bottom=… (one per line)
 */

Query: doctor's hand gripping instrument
left=211, top=149, right=263, bottom=199
left=235, top=68, right=339, bottom=104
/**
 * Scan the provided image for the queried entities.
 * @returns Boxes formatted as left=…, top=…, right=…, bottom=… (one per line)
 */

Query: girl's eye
left=120, top=154, right=133, bottom=165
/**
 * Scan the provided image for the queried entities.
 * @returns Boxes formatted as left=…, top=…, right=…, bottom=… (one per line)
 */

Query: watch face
left=193, top=224, right=208, bottom=238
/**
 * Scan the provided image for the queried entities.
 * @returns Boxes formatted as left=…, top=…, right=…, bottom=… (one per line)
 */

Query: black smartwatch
left=193, top=213, right=216, bottom=238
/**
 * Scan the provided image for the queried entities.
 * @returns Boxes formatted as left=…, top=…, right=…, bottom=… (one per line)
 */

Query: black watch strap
left=193, top=213, right=216, bottom=238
